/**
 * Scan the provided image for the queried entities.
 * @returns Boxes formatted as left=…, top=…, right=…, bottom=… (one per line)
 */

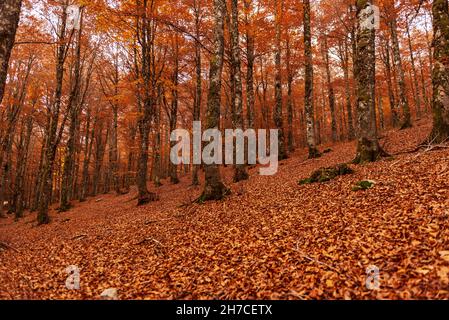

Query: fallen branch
left=0, top=241, right=19, bottom=253
left=393, top=137, right=448, bottom=156
left=390, top=141, right=449, bottom=167
left=71, top=234, right=88, bottom=240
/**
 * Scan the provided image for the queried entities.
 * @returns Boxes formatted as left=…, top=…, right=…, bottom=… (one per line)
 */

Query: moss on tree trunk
left=199, top=0, right=229, bottom=202
left=428, top=0, right=449, bottom=143
left=353, top=0, right=387, bottom=164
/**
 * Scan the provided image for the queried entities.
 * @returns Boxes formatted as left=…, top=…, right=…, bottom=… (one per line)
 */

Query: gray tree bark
left=428, top=0, right=449, bottom=143
left=353, top=0, right=385, bottom=163
left=303, top=0, right=320, bottom=158
left=390, top=16, right=412, bottom=129
left=230, top=0, right=249, bottom=182
left=0, top=0, right=22, bottom=106
left=273, top=0, right=287, bottom=160
left=199, top=0, right=229, bottom=201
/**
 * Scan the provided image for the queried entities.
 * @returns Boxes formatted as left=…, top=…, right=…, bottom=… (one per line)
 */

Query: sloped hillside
left=1, top=118, right=448, bottom=299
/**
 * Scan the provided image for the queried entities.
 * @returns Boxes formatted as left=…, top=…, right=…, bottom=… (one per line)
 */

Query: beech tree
left=199, top=0, right=229, bottom=201
left=388, top=4, right=412, bottom=129
left=37, top=2, right=73, bottom=225
left=303, top=0, right=320, bottom=158
left=191, top=0, right=202, bottom=186
left=230, top=0, right=249, bottom=182
left=353, top=0, right=385, bottom=163
left=0, top=0, right=22, bottom=105
left=274, top=0, right=287, bottom=160
left=135, top=0, right=158, bottom=205
left=429, top=0, right=449, bottom=142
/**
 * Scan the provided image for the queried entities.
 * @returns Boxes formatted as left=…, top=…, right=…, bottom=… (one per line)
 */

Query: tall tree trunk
left=92, top=122, right=107, bottom=196
left=378, top=95, right=385, bottom=130
left=152, top=99, right=162, bottom=187
left=136, top=0, right=157, bottom=205
left=339, top=38, right=355, bottom=140
left=286, top=35, right=295, bottom=151
left=192, top=0, right=202, bottom=186
left=417, top=50, right=430, bottom=112
left=124, top=123, right=137, bottom=191
left=109, top=54, right=121, bottom=195
left=169, top=34, right=180, bottom=184
left=60, top=10, right=83, bottom=212
left=230, top=0, right=249, bottom=182
left=390, top=16, right=412, bottom=129
left=323, top=36, right=338, bottom=142
left=273, top=0, right=287, bottom=160
left=428, top=0, right=449, bottom=143
left=79, top=108, right=94, bottom=202
left=381, top=36, right=399, bottom=127
left=199, top=0, right=229, bottom=201
left=0, top=0, right=22, bottom=105
left=13, top=113, right=33, bottom=219
left=353, top=0, right=385, bottom=163
left=244, top=0, right=255, bottom=130
left=303, top=0, right=320, bottom=158
left=31, top=129, right=47, bottom=211
left=37, top=3, right=72, bottom=225
left=406, top=20, right=422, bottom=118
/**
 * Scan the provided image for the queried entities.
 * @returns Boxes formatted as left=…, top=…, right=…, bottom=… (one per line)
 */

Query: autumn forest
left=1, top=0, right=449, bottom=301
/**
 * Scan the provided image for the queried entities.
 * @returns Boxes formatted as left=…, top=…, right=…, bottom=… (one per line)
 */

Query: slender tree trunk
left=136, top=0, right=157, bottom=205
left=417, top=50, right=430, bottom=112
left=60, top=10, right=83, bottom=211
left=381, top=36, right=399, bottom=127
left=303, top=0, right=320, bottom=158
left=31, top=129, right=47, bottom=211
left=244, top=0, right=255, bottom=130
left=152, top=100, right=162, bottom=187
left=286, top=35, right=294, bottom=151
left=273, top=0, right=287, bottom=160
left=92, top=123, right=107, bottom=196
left=124, top=123, right=137, bottom=192
left=192, top=1, right=202, bottom=186
left=110, top=55, right=121, bottom=195
left=169, top=35, right=180, bottom=184
left=390, top=16, right=412, bottom=129
left=340, top=38, right=355, bottom=140
left=13, top=113, right=33, bottom=219
left=406, top=20, right=422, bottom=118
left=230, top=0, right=249, bottom=182
left=323, top=36, right=338, bottom=142
left=378, top=95, right=385, bottom=130
left=79, top=108, right=93, bottom=202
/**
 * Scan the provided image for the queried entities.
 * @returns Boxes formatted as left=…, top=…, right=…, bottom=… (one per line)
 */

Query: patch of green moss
left=352, top=180, right=376, bottom=191
left=298, top=163, right=354, bottom=185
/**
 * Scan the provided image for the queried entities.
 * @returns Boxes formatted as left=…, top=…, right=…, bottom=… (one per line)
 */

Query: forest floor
left=1, top=117, right=449, bottom=300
